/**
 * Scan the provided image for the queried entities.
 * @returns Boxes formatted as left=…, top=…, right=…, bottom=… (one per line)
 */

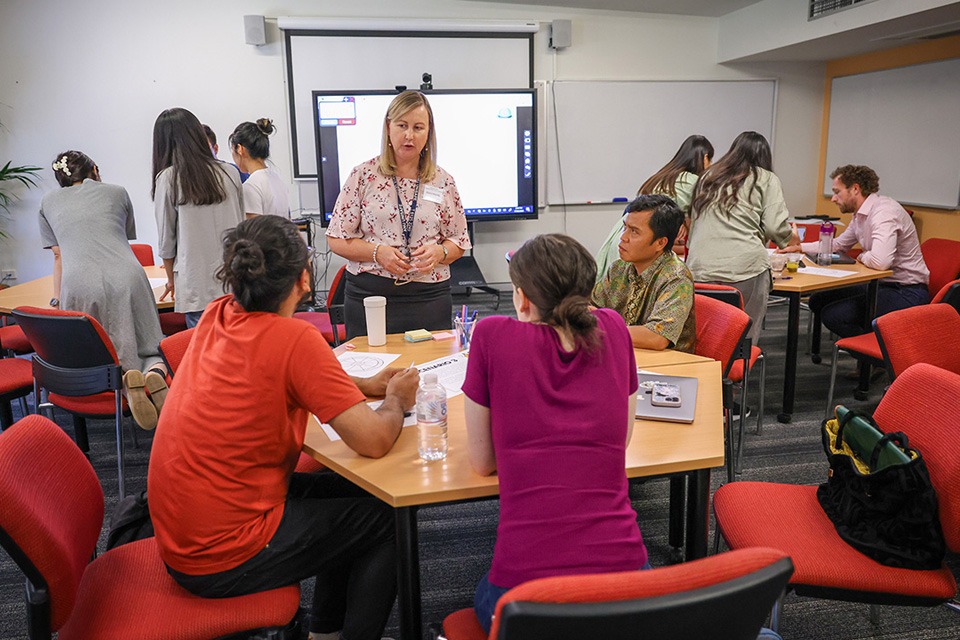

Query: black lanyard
left=392, top=176, right=421, bottom=253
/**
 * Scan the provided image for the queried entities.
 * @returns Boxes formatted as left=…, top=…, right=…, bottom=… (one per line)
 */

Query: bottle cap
left=424, top=373, right=438, bottom=384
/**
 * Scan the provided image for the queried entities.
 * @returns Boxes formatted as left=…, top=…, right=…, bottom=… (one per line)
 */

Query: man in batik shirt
left=592, top=194, right=696, bottom=353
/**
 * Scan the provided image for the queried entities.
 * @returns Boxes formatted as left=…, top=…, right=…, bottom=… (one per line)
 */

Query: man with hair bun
left=592, top=194, right=696, bottom=353
left=785, top=164, right=929, bottom=338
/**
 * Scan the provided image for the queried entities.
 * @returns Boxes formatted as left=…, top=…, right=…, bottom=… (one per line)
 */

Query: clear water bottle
left=817, top=220, right=835, bottom=266
left=417, top=373, right=448, bottom=462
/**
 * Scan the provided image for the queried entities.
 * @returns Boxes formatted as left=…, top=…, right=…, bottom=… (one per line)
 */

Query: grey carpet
left=1, top=288, right=957, bottom=639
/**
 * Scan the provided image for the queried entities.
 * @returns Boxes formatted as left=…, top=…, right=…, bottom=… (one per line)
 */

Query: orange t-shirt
left=148, top=296, right=365, bottom=575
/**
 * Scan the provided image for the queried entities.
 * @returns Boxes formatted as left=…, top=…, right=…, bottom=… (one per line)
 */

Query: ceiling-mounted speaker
left=244, top=15, right=267, bottom=46
left=550, top=19, right=572, bottom=49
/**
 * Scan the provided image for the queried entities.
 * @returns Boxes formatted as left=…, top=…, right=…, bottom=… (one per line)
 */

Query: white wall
left=718, top=0, right=960, bottom=62
left=0, top=0, right=824, bottom=287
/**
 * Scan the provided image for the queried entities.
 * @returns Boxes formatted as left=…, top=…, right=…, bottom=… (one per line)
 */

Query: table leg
left=396, top=506, right=421, bottom=640
left=855, top=279, right=882, bottom=399
left=777, top=292, right=801, bottom=423
left=685, top=469, right=710, bottom=560
left=668, top=475, right=686, bottom=563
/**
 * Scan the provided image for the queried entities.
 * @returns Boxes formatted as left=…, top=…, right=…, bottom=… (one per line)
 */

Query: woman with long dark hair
left=41, top=150, right=168, bottom=430
left=463, top=233, right=647, bottom=633
left=326, top=91, right=471, bottom=338
left=685, top=131, right=799, bottom=341
left=153, top=107, right=244, bottom=328
left=596, top=135, right=714, bottom=279
left=229, top=117, right=290, bottom=218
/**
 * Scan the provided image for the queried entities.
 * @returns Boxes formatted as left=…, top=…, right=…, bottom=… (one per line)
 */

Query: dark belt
left=879, top=281, right=927, bottom=290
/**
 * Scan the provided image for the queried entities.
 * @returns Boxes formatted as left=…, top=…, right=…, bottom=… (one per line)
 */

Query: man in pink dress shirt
left=791, top=165, right=929, bottom=338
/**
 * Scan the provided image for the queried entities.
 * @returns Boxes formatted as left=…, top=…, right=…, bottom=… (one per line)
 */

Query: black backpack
left=106, top=490, right=154, bottom=550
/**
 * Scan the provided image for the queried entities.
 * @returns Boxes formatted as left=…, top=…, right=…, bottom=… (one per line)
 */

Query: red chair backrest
left=490, top=547, right=792, bottom=639
left=328, top=264, right=347, bottom=307
left=0, top=415, right=104, bottom=629
left=693, top=294, right=750, bottom=377
left=873, top=304, right=960, bottom=377
left=694, top=283, right=744, bottom=309
left=931, top=279, right=960, bottom=311
left=873, top=363, right=960, bottom=552
left=920, top=238, right=960, bottom=300
left=130, top=243, right=156, bottom=267
left=12, top=306, right=119, bottom=368
left=159, top=327, right=197, bottom=376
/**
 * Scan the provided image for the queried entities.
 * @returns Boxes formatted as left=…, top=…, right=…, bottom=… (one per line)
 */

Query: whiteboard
left=283, top=31, right=532, bottom=178
left=824, top=59, right=960, bottom=208
left=546, top=80, right=776, bottom=205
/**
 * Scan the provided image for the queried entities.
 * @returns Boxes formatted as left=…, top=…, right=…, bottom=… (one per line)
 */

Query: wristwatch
left=49, top=297, right=60, bottom=307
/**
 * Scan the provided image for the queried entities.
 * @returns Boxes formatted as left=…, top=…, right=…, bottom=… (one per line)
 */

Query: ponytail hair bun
left=228, top=118, right=275, bottom=160
left=217, top=215, right=309, bottom=313
left=508, top=234, right=602, bottom=352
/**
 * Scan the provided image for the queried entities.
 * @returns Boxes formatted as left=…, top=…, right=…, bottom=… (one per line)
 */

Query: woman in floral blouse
left=326, top=91, right=470, bottom=338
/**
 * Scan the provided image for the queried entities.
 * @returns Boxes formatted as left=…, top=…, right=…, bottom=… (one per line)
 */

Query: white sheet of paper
left=317, top=400, right=417, bottom=442
left=415, top=351, right=468, bottom=399
left=336, top=352, right=401, bottom=377
left=802, top=266, right=857, bottom=278
left=148, top=278, right=168, bottom=288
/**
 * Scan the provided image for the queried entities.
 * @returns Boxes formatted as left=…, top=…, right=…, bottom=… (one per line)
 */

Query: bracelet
left=372, top=243, right=382, bottom=265
left=440, top=242, right=449, bottom=264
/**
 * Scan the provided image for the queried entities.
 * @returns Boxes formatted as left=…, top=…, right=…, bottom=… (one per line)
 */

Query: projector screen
left=313, top=89, right=537, bottom=225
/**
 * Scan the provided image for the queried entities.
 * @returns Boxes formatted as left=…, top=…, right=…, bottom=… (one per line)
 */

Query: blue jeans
left=473, top=561, right=653, bottom=634
left=184, top=310, right=203, bottom=329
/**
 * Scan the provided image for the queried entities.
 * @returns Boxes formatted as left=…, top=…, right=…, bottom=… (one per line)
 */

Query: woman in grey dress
left=41, top=150, right=167, bottom=430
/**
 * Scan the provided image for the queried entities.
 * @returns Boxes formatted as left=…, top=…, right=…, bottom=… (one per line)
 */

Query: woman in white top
left=230, top=118, right=290, bottom=219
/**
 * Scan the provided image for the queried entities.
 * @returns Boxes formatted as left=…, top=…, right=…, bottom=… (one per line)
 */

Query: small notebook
left=635, top=372, right=699, bottom=424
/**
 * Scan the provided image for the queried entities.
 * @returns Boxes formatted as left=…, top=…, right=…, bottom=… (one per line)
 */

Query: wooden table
left=305, top=335, right=724, bottom=640
left=770, top=258, right=892, bottom=422
left=0, top=266, right=174, bottom=314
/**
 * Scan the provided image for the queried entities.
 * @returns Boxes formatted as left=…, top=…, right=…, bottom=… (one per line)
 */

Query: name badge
left=422, top=185, right=443, bottom=204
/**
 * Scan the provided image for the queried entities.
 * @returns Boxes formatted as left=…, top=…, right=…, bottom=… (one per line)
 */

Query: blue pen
left=470, top=310, right=478, bottom=322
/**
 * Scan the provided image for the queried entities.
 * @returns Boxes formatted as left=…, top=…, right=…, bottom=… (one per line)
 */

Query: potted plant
left=0, top=160, right=42, bottom=240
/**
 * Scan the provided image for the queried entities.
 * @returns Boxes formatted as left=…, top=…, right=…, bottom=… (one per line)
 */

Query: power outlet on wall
left=1, top=269, right=17, bottom=282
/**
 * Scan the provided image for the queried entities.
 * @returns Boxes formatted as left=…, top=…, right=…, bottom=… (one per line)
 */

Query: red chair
left=295, top=264, right=347, bottom=346
left=930, top=278, right=960, bottom=312
left=0, top=322, right=32, bottom=356
left=130, top=242, right=188, bottom=336
left=693, top=294, right=751, bottom=481
left=158, top=327, right=196, bottom=378
left=714, top=363, right=960, bottom=626
left=13, top=306, right=134, bottom=495
left=0, top=414, right=300, bottom=639
left=874, top=304, right=960, bottom=381
left=158, top=325, right=323, bottom=474
left=694, top=283, right=766, bottom=438
left=442, top=548, right=793, bottom=640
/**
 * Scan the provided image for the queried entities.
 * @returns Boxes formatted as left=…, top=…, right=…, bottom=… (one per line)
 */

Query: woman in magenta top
left=462, top=233, right=646, bottom=632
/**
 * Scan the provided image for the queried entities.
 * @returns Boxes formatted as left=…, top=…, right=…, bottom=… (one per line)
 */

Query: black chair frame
left=495, top=557, right=794, bottom=640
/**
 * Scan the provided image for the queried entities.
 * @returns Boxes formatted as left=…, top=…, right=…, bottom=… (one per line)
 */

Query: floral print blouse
left=326, top=157, right=471, bottom=283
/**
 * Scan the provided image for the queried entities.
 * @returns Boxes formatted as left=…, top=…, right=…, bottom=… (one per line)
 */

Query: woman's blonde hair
left=378, top=91, right=437, bottom=181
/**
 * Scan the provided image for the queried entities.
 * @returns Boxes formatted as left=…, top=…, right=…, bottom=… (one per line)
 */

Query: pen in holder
left=454, top=314, right=477, bottom=351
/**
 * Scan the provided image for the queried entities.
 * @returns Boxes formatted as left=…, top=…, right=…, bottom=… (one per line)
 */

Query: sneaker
left=144, top=370, right=169, bottom=414
left=732, top=401, right=752, bottom=418
left=123, top=370, right=158, bottom=431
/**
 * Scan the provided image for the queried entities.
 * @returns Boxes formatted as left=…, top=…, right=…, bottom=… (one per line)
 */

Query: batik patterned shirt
left=592, top=252, right=696, bottom=353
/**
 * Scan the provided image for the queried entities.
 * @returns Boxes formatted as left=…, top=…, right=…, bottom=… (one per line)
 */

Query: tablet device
left=636, top=372, right=698, bottom=423
left=804, top=252, right=856, bottom=265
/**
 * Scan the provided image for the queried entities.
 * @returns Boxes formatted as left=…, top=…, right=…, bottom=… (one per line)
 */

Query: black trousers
left=344, top=271, right=453, bottom=339
left=168, top=471, right=397, bottom=640
left=809, top=282, right=930, bottom=338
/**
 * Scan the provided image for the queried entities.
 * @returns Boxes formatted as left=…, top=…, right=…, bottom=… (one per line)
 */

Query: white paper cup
left=363, top=296, right=387, bottom=346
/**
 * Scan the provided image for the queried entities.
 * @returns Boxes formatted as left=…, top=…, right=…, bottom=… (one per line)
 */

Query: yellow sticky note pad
left=404, top=329, right=434, bottom=342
